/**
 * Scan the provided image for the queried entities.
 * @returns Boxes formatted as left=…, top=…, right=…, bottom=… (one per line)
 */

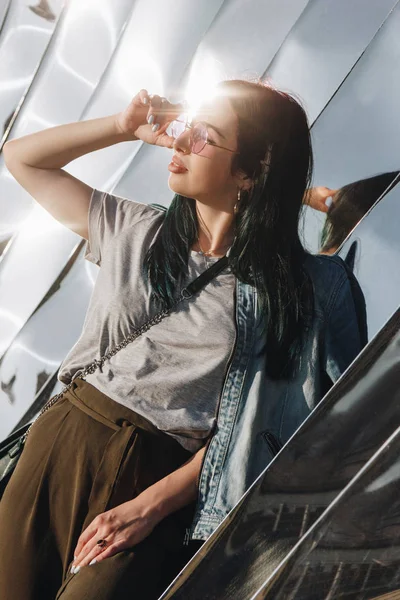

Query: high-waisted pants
left=0, top=378, right=203, bottom=599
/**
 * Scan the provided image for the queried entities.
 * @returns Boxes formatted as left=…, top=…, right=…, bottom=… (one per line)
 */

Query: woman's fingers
left=119, top=90, right=185, bottom=145
left=146, top=95, right=184, bottom=133
left=116, top=89, right=186, bottom=143
left=305, top=186, right=338, bottom=213
left=69, top=499, right=159, bottom=574
left=73, top=523, right=97, bottom=558
left=71, top=538, right=120, bottom=572
left=71, top=510, right=123, bottom=572
left=71, top=534, right=117, bottom=573
left=73, top=536, right=101, bottom=567
left=138, top=88, right=150, bottom=106
left=145, top=94, right=164, bottom=132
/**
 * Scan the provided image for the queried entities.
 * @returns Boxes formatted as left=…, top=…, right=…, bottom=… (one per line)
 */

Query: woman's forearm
left=137, top=446, right=206, bottom=524
left=3, top=114, right=136, bottom=170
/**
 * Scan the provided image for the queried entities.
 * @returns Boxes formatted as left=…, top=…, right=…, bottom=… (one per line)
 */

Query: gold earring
left=234, top=188, right=241, bottom=214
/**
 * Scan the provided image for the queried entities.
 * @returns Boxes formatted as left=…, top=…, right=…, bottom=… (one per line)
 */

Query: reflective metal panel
left=302, top=1, right=400, bottom=252
left=267, top=0, right=398, bottom=124
left=160, top=309, right=400, bottom=598
left=0, top=1, right=11, bottom=30
left=0, top=0, right=63, bottom=142
left=0, top=0, right=134, bottom=244
left=254, top=423, right=400, bottom=598
left=0, top=242, right=97, bottom=439
left=0, top=205, right=79, bottom=357
left=0, top=0, right=132, bottom=359
left=338, top=180, right=400, bottom=341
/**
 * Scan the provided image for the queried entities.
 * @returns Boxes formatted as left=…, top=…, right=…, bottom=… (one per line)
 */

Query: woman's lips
left=168, top=160, right=188, bottom=174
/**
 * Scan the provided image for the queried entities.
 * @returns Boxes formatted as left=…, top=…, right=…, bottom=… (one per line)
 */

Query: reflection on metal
left=267, top=0, right=398, bottom=124
left=0, top=1, right=11, bottom=32
left=0, top=0, right=63, bottom=144
left=320, top=171, right=399, bottom=256
left=0, top=372, right=15, bottom=405
left=0, top=205, right=83, bottom=357
left=302, top=1, right=400, bottom=252
left=11, top=370, right=64, bottom=431
left=0, top=0, right=134, bottom=396
left=28, top=0, right=56, bottom=22
left=0, top=0, right=134, bottom=246
left=0, top=242, right=97, bottom=439
left=255, top=416, right=400, bottom=598
left=338, top=182, right=400, bottom=340
left=160, top=309, right=400, bottom=599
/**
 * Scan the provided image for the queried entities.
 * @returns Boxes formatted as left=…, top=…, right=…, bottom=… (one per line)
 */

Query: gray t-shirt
left=58, top=188, right=236, bottom=452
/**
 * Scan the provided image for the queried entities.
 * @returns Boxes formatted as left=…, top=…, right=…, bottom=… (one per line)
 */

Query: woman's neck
left=194, top=201, right=235, bottom=256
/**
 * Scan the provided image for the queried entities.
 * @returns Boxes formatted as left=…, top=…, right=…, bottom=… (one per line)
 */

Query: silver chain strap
left=21, top=294, right=184, bottom=444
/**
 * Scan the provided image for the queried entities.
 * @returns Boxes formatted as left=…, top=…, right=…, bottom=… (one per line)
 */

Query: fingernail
left=89, top=559, right=97, bottom=566
left=74, top=555, right=77, bottom=560
left=152, top=123, right=160, bottom=132
left=143, top=97, right=148, bottom=105
left=70, top=565, right=75, bottom=574
left=74, top=566, right=81, bottom=574
left=148, top=115, right=155, bottom=125
left=325, top=196, right=333, bottom=207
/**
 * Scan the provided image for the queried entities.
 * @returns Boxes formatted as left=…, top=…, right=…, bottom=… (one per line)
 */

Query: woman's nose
left=172, top=130, right=191, bottom=154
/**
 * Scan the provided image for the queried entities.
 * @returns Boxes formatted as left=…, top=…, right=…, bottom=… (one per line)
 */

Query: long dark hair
left=320, top=171, right=400, bottom=253
left=144, top=78, right=314, bottom=380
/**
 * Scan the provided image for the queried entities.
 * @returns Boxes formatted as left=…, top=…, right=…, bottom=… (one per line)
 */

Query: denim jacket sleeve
left=323, top=261, right=368, bottom=384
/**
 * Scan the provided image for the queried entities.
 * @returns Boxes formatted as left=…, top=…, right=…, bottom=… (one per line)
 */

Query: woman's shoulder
left=84, top=188, right=167, bottom=266
left=303, top=252, right=352, bottom=286
left=91, top=188, right=167, bottom=221
left=303, top=253, right=362, bottom=315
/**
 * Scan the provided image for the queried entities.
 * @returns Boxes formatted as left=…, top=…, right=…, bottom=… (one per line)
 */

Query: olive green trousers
left=0, top=378, right=202, bottom=599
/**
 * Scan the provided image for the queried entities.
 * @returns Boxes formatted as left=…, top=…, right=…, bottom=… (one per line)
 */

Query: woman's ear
left=235, top=169, right=253, bottom=192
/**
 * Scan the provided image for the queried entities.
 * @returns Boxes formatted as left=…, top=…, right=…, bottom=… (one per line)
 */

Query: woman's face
left=168, top=94, right=242, bottom=209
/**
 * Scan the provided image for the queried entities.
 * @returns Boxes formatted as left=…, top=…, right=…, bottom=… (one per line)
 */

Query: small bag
left=0, top=255, right=229, bottom=499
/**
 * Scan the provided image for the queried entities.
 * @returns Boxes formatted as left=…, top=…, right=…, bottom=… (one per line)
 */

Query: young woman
left=0, top=79, right=365, bottom=599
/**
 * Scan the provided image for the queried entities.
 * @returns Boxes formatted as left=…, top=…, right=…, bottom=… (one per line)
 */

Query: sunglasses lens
left=192, top=123, right=207, bottom=154
left=170, top=113, right=187, bottom=138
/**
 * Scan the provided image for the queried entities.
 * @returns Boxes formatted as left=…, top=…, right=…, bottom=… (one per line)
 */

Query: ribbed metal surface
left=0, top=3, right=399, bottom=596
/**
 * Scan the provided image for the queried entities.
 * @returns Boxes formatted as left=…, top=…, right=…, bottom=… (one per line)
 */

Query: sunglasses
left=170, top=114, right=239, bottom=156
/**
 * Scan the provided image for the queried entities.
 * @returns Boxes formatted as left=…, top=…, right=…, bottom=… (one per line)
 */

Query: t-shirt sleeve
left=84, top=188, right=159, bottom=266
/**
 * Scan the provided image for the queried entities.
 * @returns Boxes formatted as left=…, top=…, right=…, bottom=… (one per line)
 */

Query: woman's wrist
left=131, top=447, right=205, bottom=525
left=135, top=476, right=197, bottom=525
left=113, top=112, right=139, bottom=141
left=134, top=486, right=171, bottom=527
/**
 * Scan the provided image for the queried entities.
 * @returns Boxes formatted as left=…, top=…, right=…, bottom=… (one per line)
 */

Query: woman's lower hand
left=115, top=89, right=184, bottom=149
left=70, top=498, right=159, bottom=574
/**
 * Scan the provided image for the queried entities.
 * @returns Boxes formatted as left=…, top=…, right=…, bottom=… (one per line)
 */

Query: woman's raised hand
left=115, top=89, right=184, bottom=149
left=303, top=186, right=338, bottom=213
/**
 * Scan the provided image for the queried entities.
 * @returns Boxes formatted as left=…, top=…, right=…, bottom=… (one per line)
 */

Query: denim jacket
left=189, top=253, right=367, bottom=540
